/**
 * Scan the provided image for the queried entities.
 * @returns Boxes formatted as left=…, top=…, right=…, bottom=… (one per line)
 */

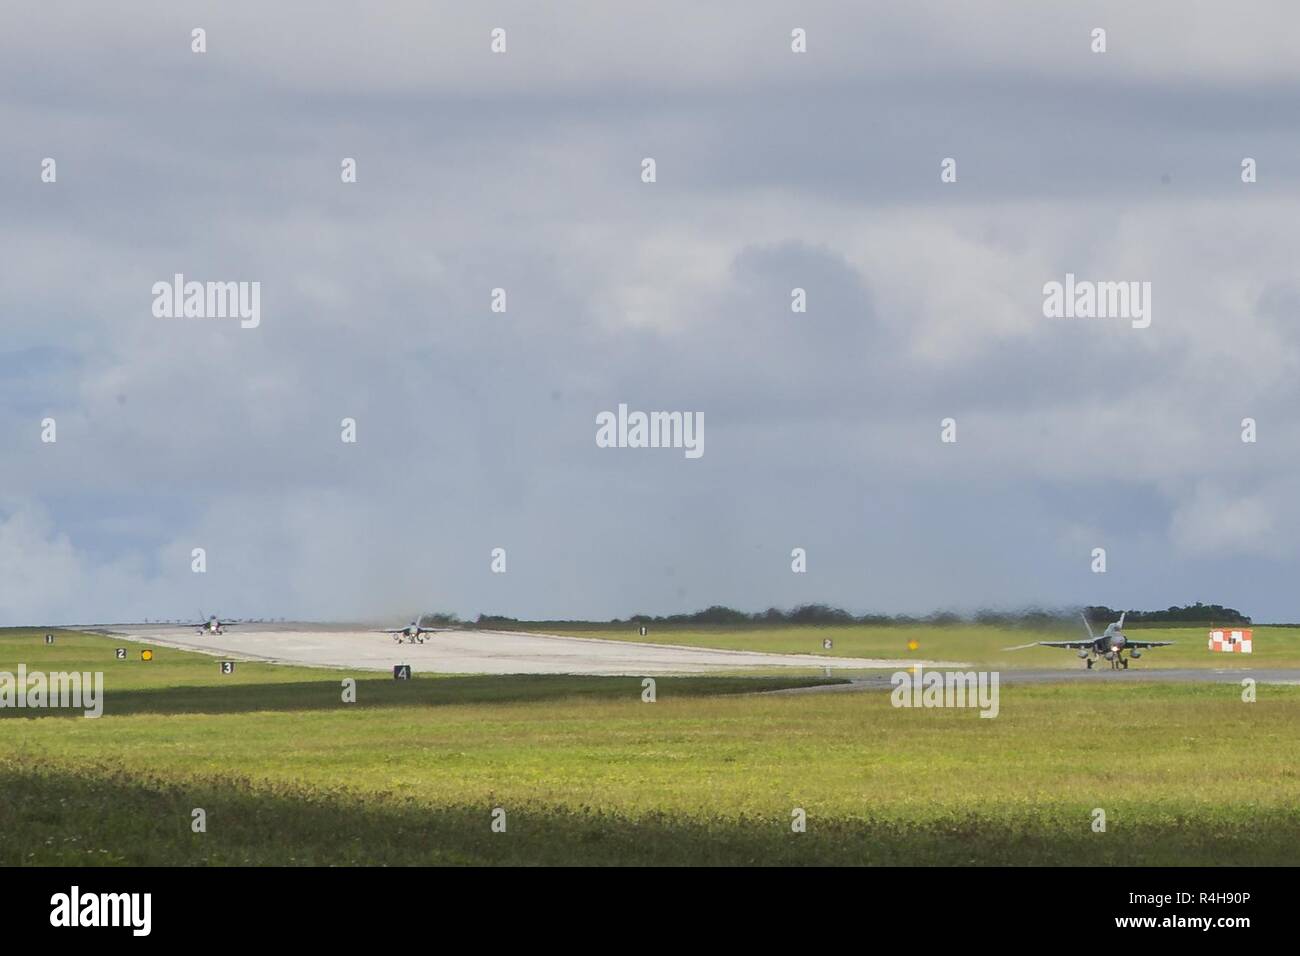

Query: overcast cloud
left=3, top=2, right=1300, bottom=624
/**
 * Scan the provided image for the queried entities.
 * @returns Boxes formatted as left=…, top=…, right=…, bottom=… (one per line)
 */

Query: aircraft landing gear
left=1121, top=658, right=1129, bottom=670
left=1086, top=658, right=1094, bottom=669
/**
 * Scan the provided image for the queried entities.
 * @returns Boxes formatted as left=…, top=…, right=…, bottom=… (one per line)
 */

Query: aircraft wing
left=1038, top=640, right=1094, bottom=649
left=1123, top=640, right=1174, bottom=649
left=378, top=628, right=407, bottom=634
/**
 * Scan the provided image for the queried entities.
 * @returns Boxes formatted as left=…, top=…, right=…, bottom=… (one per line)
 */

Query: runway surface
left=90, top=624, right=1300, bottom=684
left=98, top=623, right=969, bottom=676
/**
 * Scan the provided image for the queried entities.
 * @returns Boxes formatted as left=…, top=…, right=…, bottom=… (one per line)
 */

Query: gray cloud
left=3, top=3, right=1299, bottom=624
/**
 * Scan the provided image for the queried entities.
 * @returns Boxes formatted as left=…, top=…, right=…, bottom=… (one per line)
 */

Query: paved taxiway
left=768, top=666, right=1300, bottom=693
left=98, top=623, right=969, bottom=676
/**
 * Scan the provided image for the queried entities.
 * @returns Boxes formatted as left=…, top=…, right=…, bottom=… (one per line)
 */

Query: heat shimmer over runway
left=98, top=623, right=968, bottom=676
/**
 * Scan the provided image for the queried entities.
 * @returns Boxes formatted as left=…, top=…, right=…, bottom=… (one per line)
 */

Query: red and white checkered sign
left=1208, top=628, right=1253, bottom=653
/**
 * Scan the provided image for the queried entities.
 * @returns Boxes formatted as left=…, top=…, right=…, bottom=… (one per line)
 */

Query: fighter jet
left=187, top=614, right=240, bottom=636
left=377, top=615, right=445, bottom=645
left=1020, top=611, right=1174, bottom=669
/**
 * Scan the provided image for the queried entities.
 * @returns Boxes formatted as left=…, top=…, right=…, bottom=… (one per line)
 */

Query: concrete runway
left=99, top=623, right=969, bottom=676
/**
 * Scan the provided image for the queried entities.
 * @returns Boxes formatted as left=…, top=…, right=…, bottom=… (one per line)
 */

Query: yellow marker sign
left=141, top=649, right=154, bottom=662
left=907, top=639, right=920, bottom=652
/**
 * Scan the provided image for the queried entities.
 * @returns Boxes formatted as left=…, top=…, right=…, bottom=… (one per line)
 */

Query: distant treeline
left=1084, top=603, right=1251, bottom=626
left=456, top=601, right=1251, bottom=629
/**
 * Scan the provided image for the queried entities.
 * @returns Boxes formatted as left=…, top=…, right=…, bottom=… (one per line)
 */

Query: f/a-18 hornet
left=1012, top=612, right=1173, bottom=669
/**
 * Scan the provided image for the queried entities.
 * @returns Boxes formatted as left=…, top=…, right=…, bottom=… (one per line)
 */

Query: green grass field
left=2, top=627, right=1297, bottom=865
left=530, top=622, right=1300, bottom=670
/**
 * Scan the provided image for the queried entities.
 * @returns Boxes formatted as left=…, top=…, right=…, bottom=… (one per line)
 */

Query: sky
left=3, top=2, right=1300, bottom=624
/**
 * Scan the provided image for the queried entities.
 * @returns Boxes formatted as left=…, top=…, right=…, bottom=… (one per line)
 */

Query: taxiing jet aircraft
left=187, top=614, right=240, bottom=636
left=1025, top=612, right=1174, bottom=669
left=378, top=616, right=445, bottom=645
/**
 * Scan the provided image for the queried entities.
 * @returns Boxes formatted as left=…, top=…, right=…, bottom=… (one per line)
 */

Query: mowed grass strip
left=5, top=761, right=1299, bottom=866
left=529, top=623, right=1300, bottom=669
left=2, top=629, right=1297, bottom=865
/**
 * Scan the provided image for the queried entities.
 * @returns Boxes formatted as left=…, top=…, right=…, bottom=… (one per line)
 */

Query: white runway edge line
left=98, top=624, right=969, bottom=676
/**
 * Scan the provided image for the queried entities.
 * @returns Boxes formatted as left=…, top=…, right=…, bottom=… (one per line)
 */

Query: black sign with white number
left=115, top=648, right=126, bottom=660
left=220, top=661, right=236, bottom=675
left=393, top=665, right=411, bottom=680
left=44, top=633, right=54, bottom=645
